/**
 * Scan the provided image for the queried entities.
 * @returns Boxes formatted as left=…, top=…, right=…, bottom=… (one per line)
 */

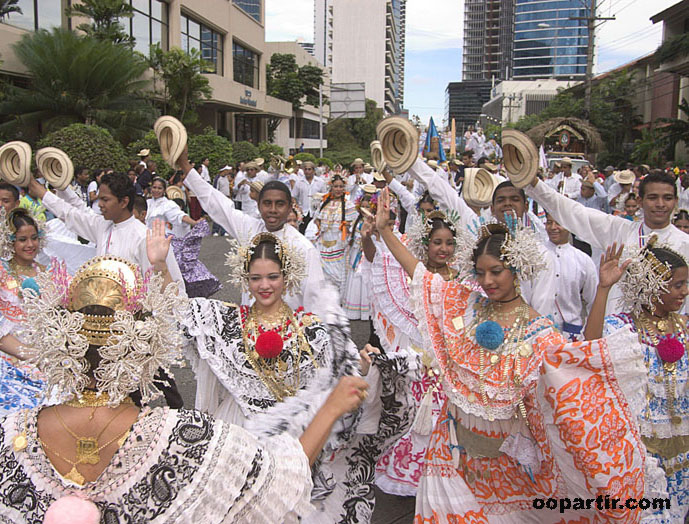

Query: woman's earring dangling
left=514, top=278, right=521, bottom=297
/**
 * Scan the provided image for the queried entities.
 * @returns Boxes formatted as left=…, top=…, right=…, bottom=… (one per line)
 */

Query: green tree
left=324, top=98, right=384, bottom=153
left=187, top=127, right=234, bottom=174
left=0, top=29, right=156, bottom=143
left=37, top=124, right=129, bottom=172
left=65, top=0, right=134, bottom=46
left=631, top=127, right=667, bottom=166
left=232, top=141, right=259, bottom=163
left=148, top=45, right=212, bottom=128
left=265, top=53, right=324, bottom=141
left=257, top=141, right=284, bottom=160
left=658, top=98, right=689, bottom=152
left=0, top=0, right=21, bottom=21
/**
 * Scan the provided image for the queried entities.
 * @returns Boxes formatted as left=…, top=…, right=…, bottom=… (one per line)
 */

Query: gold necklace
left=242, top=305, right=316, bottom=402
left=39, top=427, right=131, bottom=486
left=54, top=405, right=132, bottom=466
left=65, top=390, right=134, bottom=408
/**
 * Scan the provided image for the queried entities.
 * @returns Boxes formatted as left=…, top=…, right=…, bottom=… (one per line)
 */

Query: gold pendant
left=657, top=319, right=670, bottom=333
left=664, top=362, right=677, bottom=373
left=64, top=465, right=86, bottom=486
left=277, top=359, right=288, bottom=373
left=490, top=354, right=499, bottom=365
left=452, top=316, right=464, bottom=331
left=467, top=392, right=476, bottom=403
left=76, top=437, right=99, bottom=465
left=12, top=433, right=27, bottom=452
left=672, top=415, right=682, bottom=425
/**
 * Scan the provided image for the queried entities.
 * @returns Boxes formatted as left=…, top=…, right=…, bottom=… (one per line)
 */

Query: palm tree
left=0, top=0, right=21, bottom=22
left=65, top=0, right=134, bottom=46
left=0, top=28, right=157, bottom=142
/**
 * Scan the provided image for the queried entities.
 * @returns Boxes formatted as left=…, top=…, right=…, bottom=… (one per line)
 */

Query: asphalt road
left=171, top=235, right=416, bottom=523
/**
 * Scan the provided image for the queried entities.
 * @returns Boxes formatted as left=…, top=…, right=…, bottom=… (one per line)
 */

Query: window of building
left=181, top=13, right=223, bottom=75
left=235, top=114, right=260, bottom=143
left=233, top=0, right=261, bottom=23
left=233, top=41, right=259, bottom=88
left=7, top=0, right=61, bottom=31
left=125, top=0, right=168, bottom=55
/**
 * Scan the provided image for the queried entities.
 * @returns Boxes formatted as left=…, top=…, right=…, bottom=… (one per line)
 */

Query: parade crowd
left=1, top=116, right=689, bottom=524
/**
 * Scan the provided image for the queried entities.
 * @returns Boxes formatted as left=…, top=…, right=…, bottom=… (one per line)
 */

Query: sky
left=265, top=0, right=679, bottom=125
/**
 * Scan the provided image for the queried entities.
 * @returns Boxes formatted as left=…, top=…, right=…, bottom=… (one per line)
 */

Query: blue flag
left=424, top=117, right=446, bottom=162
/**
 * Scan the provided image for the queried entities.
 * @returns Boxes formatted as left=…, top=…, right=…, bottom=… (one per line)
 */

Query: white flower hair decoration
left=406, top=209, right=472, bottom=273
left=618, top=235, right=685, bottom=315
left=225, top=232, right=307, bottom=295
left=0, top=206, right=47, bottom=260
left=19, top=256, right=187, bottom=406
left=460, top=215, right=547, bottom=281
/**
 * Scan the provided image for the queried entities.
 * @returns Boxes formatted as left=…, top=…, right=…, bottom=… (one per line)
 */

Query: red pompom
left=255, top=331, right=284, bottom=359
left=657, top=336, right=685, bottom=364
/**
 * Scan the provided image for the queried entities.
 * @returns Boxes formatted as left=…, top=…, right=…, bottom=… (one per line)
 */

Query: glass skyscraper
left=513, top=0, right=589, bottom=80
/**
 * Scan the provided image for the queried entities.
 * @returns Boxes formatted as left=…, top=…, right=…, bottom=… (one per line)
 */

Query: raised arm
left=28, top=177, right=104, bottom=243
left=360, top=214, right=377, bottom=263
left=525, top=178, right=629, bottom=251
left=146, top=219, right=174, bottom=288
left=376, top=187, right=419, bottom=276
left=177, top=147, right=257, bottom=240
left=408, top=159, right=477, bottom=228
left=388, top=177, right=417, bottom=214
left=584, top=243, right=630, bottom=340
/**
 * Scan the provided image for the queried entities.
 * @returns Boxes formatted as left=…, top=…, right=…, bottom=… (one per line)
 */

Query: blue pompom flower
left=21, top=277, right=40, bottom=296
left=475, top=320, right=504, bottom=350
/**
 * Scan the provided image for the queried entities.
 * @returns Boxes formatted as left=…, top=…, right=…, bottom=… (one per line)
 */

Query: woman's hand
left=598, top=242, right=630, bottom=289
left=323, top=376, right=369, bottom=418
left=375, top=187, right=392, bottom=232
left=146, top=218, right=171, bottom=269
left=359, top=344, right=381, bottom=376
left=360, top=214, right=374, bottom=240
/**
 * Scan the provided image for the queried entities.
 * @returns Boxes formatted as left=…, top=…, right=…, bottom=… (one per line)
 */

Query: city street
left=171, top=235, right=416, bottom=523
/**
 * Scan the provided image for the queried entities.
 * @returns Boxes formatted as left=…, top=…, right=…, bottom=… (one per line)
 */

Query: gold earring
left=514, top=278, right=521, bottom=296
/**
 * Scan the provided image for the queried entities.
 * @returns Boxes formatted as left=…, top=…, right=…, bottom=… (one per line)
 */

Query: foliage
left=316, top=157, right=333, bottom=168
left=232, top=141, right=259, bottom=163
left=655, top=33, right=689, bottom=65
left=658, top=98, right=689, bottom=151
left=187, top=127, right=234, bottom=174
left=266, top=53, right=324, bottom=110
left=484, top=124, right=502, bottom=141
left=294, top=152, right=317, bottom=163
left=65, top=0, right=134, bottom=46
left=37, top=124, right=129, bottom=172
left=0, top=0, right=21, bottom=21
left=322, top=147, right=371, bottom=167
left=126, top=131, right=171, bottom=175
left=513, top=70, right=639, bottom=160
left=325, top=99, right=384, bottom=154
left=0, top=29, right=155, bottom=143
left=257, top=141, right=284, bottom=160
left=631, top=128, right=667, bottom=167
left=148, top=45, right=212, bottom=128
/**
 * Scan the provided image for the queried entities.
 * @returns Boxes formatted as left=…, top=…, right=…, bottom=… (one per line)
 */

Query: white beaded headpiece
left=0, top=206, right=47, bottom=260
left=225, top=232, right=306, bottom=294
left=406, top=209, right=471, bottom=272
left=19, top=256, right=187, bottom=406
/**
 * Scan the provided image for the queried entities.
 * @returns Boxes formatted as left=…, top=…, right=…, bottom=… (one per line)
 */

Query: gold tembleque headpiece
left=20, top=255, right=187, bottom=406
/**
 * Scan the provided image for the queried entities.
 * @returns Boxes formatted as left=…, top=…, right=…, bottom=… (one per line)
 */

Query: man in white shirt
left=577, top=180, right=608, bottom=212
left=29, top=172, right=183, bottom=284
left=294, top=161, right=327, bottom=233
left=543, top=214, right=597, bottom=339
left=346, top=158, right=372, bottom=194
left=546, top=157, right=582, bottom=199
left=178, top=147, right=330, bottom=314
left=235, top=161, right=260, bottom=217
left=522, top=170, right=689, bottom=312
left=199, top=157, right=212, bottom=184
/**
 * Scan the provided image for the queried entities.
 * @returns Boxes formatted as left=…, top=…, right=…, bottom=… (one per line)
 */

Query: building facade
left=512, top=0, right=589, bottom=81
left=462, top=0, right=514, bottom=81
left=314, top=0, right=405, bottom=114
left=0, top=0, right=293, bottom=143
left=445, top=80, right=493, bottom=132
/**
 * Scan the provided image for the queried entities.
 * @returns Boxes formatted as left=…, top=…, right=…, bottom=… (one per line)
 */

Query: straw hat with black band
left=154, top=116, right=187, bottom=168
left=501, top=129, right=539, bottom=189
left=0, top=141, right=32, bottom=187
left=463, top=168, right=498, bottom=209
left=376, top=116, right=419, bottom=175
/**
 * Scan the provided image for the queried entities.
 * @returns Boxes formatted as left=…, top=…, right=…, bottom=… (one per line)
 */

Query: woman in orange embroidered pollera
left=585, top=238, right=689, bottom=522
left=375, top=186, right=661, bottom=523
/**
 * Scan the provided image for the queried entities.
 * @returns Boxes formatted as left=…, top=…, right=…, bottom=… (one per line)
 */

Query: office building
left=512, top=0, right=589, bottom=80
left=0, top=0, right=293, bottom=143
left=445, top=80, right=493, bottom=131
left=314, top=0, right=405, bottom=113
left=462, top=0, right=515, bottom=81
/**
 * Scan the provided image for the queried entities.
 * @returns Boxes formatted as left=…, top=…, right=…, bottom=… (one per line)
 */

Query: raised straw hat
left=0, top=141, right=32, bottom=187
left=463, top=168, right=497, bottom=208
left=376, top=116, right=419, bottom=174
left=35, top=147, right=74, bottom=190
left=154, top=116, right=187, bottom=168
left=502, top=129, right=539, bottom=189
left=370, top=140, right=386, bottom=173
